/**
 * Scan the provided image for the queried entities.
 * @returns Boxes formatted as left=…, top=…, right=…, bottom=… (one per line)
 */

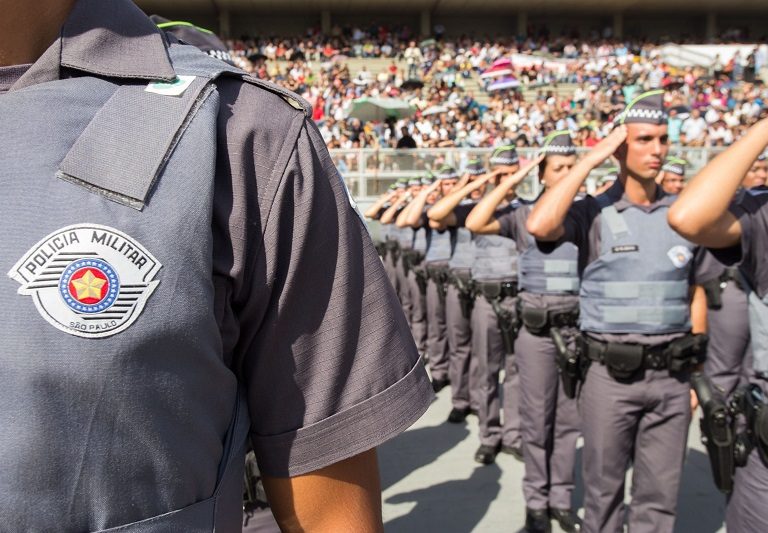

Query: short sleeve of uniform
left=561, top=196, right=595, bottom=249
left=452, top=202, right=475, bottom=227
left=497, top=209, right=518, bottom=241
left=713, top=189, right=768, bottom=294
left=215, top=81, right=432, bottom=477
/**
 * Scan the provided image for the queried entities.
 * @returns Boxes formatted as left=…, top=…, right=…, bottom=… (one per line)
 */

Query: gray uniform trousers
left=396, top=254, right=413, bottom=325
left=446, top=283, right=479, bottom=411
left=426, top=276, right=450, bottom=382
left=472, top=295, right=521, bottom=448
left=725, top=377, right=768, bottom=532
left=516, top=326, right=581, bottom=511
left=579, top=364, right=691, bottom=533
left=383, top=249, right=399, bottom=296
left=705, top=281, right=753, bottom=397
left=407, top=266, right=428, bottom=354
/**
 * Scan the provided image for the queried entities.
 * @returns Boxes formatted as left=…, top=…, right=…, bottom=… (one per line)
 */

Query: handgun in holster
left=691, top=372, right=736, bottom=493
left=732, top=383, right=768, bottom=469
left=243, top=450, right=269, bottom=509
left=551, top=327, right=581, bottom=399
left=452, top=274, right=475, bottom=319
left=665, top=334, right=708, bottom=373
left=414, top=267, right=428, bottom=295
left=491, top=299, right=519, bottom=355
left=702, top=277, right=724, bottom=310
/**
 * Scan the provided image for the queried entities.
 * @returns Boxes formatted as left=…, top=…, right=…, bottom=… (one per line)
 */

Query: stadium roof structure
left=137, top=0, right=768, bottom=11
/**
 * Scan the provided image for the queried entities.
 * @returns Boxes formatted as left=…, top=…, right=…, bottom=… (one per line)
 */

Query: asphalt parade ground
left=245, top=371, right=728, bottom=533
left=378, top=380, right=727, bottom=533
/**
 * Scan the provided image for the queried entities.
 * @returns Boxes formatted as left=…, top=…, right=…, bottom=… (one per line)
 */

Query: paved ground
left=378, top=382, right=727, bottom=533
left=246, top=376, right=727, bottom=532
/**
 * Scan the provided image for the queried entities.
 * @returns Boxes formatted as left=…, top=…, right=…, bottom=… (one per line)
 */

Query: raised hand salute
left=527, top=125, right=627, bottom=241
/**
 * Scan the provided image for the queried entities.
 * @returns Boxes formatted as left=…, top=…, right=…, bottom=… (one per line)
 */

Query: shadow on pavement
left=675, top=447, right=725, bottom=533
left=378, top=420, right=470, bottom=491
left=384, top=464, right=502, bottom=533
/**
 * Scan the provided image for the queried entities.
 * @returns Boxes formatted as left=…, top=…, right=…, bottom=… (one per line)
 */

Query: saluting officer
left=656, top=156, right=687, bottom=195
left=403, top=167, right=461, bottom=390
left=1, top=1, right=433, bottom=531
left=528, top=91, right=709, bottom=533
left=668, top=121, right=768, bottom=533
left=365, top=183, right=403, bottom=292
left=397, top=175, right=433, bottom=356
left=428, top=159, right=490, bottom=421
left=696, top=154, right=766, bottom=398
left=381, top=178, right=421, bottom=329
left=465, top=146, right=525, bottom=465
left=465, top=131, right=582, bottom=533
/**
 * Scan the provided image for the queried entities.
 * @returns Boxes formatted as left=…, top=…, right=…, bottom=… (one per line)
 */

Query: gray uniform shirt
left=1, top=0, right=431, bottom=487
left=498, top=201, right=581, bottom=312
left=716, top=186, right=768, bottom=296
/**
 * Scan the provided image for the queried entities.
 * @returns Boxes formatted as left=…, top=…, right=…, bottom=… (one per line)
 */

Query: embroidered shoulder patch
left=667, top=245, right=693, bottom=269
left=7, top=224, right=161, bottom=338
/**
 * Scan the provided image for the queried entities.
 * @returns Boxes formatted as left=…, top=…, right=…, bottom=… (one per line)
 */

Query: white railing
left=332, top=147, right=724, bottom=207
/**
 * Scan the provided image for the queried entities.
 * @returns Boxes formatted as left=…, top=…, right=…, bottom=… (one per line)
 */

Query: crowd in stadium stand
left=225, top=25, right=768, bottom=151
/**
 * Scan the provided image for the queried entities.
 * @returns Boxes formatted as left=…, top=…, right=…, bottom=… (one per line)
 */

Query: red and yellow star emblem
left=68, top=268, right=109, bottom=304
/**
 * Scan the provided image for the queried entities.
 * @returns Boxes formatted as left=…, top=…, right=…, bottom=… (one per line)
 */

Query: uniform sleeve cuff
left=251, top=358, right=434, bottom=477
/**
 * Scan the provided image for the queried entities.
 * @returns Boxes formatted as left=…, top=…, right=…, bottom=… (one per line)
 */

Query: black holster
left=451, top=272, right=475, bottom=319
left=702, top=278, right=724, bottom=310
left=490, top=298, right=519, bottom=355
left=427, top=265, right=449, bottom=305
left=691, top=372, right=736, bottom=493
left=733, top=383, right=768, bottom=469
left=243, top=451, right=269, bottom=508
left=664, top=334, right=708, bottom=373
left=414, top=267, right=428, bottom=295
left=551, top=328, right=581, bottom=399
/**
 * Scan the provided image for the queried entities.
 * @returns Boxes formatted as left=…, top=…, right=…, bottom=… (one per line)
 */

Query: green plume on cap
left=617, top=89, right=665, bottom=125
left=542, top=130, right=571, bottom=146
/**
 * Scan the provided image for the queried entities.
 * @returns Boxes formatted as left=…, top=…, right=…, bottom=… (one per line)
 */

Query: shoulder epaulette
left=240, top=74, right=313, bottom=117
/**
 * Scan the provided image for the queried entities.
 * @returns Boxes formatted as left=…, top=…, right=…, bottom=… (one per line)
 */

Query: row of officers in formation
left=365, top=90, right=768, bottom=533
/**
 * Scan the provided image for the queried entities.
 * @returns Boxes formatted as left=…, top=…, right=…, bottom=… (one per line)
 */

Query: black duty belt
left=449, top=269, right=472, bottom=286
left=582, top=334, right=708, bottom=379
left=519, top=305, right=579, bottom=335
left=475, top=280, right=518, bottom=302
left=425, top=263, right=449, bottom=279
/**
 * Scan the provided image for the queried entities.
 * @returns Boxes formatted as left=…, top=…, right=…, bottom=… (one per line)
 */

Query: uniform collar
left=602, top=178, right=673, bottom=213
left=11, top=0, right=176, bottom=92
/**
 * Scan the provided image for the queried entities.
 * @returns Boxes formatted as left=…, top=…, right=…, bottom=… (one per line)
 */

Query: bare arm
left=364, top=192, right=396, bottom=219
left=379, top=193, right=409, bottom=225
left=527, top=126, right=627, bottom=241
left=466, top=156, right=543, bottom=234
left=395, top=196, right=416, bottom=227
left=263, top=449, right=383, bottom=533
left=668, top=118, right=768, bottom=248
left=690, top=285, right=707, bottom=335
left=427, top=173, right=487, bottom=224
left=405, top=181, right=440, bottom=227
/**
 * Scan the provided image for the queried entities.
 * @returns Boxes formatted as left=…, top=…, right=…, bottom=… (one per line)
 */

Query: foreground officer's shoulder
left=219, top=72, right=312, bottom=121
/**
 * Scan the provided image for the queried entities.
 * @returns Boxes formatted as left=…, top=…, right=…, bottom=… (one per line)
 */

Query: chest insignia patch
left=7, top=224, right=161, bottom=338
left=667, top=245, right=693, bottom=269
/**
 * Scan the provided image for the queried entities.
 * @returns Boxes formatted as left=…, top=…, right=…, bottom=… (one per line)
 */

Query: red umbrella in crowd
left=480, top=63, right=514, bottom=79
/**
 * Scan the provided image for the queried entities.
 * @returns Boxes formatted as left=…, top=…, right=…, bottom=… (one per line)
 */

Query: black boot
left=500, top=444, right=523, bottom=462
left=447, top=406, right=471, bottom=423
left=524, top=508, right=551, bottom=533
left=473, top=443, right=499, bottom=465
left=431, top=377, right=449, bottom=393
left=549, top=508, right=581, bottom=532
